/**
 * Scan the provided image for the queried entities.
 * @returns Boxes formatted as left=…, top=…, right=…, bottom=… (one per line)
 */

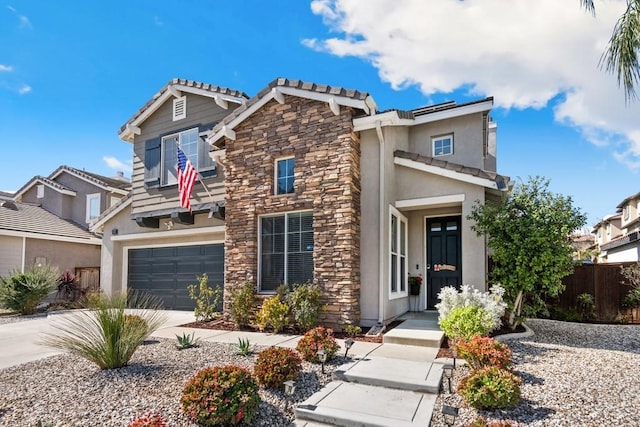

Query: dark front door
left=426, top=216, right=462, bottom=310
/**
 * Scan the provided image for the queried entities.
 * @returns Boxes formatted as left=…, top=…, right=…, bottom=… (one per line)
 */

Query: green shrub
left=176, top=332, right=200, bottom=350
left=454, top=336, right=513, bottom=371
left=296, top=326, right=340, bottom=362
left=256, top=295, right=289, bottom=333
left=181, top=365, right=260, bottom=426
left=0, top=264, right=59, bottom=314
left=622, top=263, right=640, bottom=308
left=236, top=337, right=252, bottom=356
left=230, top=282, right=256, bottom=328
left=287, top=283, right=324, bottom=331
left=128, top=413, right=168, bottom=427
left=254, top=347, right=302, bottom=388
left=458, top=366, right=522, bottom=410
left=576, top=293, right=595, bottom=320
left=187, top=274, right=222, bottom=322
left=439, top=305, right=495, bottom=341
left=344, top=324, right=362, bottom=337
left=42, top=292, right=166, bottom=369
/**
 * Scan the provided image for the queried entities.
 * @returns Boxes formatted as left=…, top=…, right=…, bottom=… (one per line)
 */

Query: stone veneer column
left=223, top=97, right=361, bottom=330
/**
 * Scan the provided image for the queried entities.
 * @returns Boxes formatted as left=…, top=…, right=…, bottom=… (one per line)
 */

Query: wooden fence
left=556, top=262, right=636, bottom=320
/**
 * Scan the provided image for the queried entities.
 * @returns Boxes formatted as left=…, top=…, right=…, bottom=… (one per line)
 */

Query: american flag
left=177, top=146, right=198, bottom=211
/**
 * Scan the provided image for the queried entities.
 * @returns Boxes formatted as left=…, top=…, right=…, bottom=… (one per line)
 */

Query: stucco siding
left=131, top=93, right=230, bottom=216
left=55, top=171, right=109, bottom=226
left=408, top=113, right=485, bottom=170
left=0, top=235, right=23, bottom=276
left=24, top=239, right=100, bottom=275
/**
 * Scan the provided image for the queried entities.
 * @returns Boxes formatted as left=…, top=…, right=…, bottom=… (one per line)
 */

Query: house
left=593, top=192, right=640, bottom=262
left=94, top=77, right=509, bottom=329
left=0, top=166, right=130, bottom=288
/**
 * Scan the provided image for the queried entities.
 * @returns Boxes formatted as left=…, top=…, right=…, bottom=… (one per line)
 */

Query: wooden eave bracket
left=272, top=87, right=285, bottom=104
left=214, top=95, right=228, bottom=109
left=167, top=85, right=182, bottom=98
left=328, top=97, right=340, bottom=116
left=125, top=123, right=141, bottom=136
left=171, top=211, right=194, bottom=225
left=222, top=125, right=236, bottom=141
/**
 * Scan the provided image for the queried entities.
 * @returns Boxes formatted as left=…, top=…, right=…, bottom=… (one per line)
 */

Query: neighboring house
left=95, top=77, right=509, bottom=329
left=593, top=192, right=640, bottom=262
left=0, top=166, right=130, bottom=288
left=572, top=233, right=597, bottom=262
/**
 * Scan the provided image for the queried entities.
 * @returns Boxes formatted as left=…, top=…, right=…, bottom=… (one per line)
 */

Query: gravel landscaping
left=0, top=337, right=337, bottom=426
left=431, top=319, right=640, bottom=426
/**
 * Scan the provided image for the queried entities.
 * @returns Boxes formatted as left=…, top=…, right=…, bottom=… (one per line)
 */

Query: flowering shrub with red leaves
left=465, top=418, right=519, bottom=427
left=295, top=326, right=340, bottom=363
left=128, top=413, right=168, bottom=427
left=455, top=336, right=513, bottom=370
left=458, top=366, right=522, bottom=410
left=254, top=347, right=302, bottom=388
left=181, top=365, right=260, bottom=426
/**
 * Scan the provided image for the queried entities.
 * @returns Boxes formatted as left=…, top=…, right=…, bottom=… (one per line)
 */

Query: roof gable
left=14, top=175, right=77, bottom=199
left=118, top=78, right=249, bottom=142
left=207, top=77, right=377, bottom=147
left=50, top=165, right=130, bottom=194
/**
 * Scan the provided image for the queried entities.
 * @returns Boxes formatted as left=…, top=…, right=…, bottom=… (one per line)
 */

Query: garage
left=127, top=244, right=224, bottom=310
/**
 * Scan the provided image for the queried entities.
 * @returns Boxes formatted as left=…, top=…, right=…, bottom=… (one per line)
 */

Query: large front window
left=259, top=211, right=313, bottom=292
left=161, top=128, right=215, bottom=186
left=390, top=207, right=407, bottom=297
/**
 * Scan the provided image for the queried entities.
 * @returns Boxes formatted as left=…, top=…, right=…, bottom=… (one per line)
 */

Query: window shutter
left=144, top=137, right=161, bottom=188
left=198, top=122, right=217, bottom=178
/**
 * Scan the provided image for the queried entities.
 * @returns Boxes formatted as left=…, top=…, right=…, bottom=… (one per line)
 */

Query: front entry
left=426, top=216, right=462, bottom=310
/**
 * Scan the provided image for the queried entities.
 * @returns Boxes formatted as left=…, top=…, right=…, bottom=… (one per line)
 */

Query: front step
left=295, top=381, right=437, bottom=427
left=383, top=320, right=444, bottom=348
left=334, top=357, right=443, bottom=393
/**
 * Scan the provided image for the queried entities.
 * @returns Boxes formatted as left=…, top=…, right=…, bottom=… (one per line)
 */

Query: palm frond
left=580, top=0, right=596, bottom=16
left=600, top=0, right=640, bottom=102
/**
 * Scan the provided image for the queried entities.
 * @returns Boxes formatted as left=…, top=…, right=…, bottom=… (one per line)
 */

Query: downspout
left=375, top=121, right=385, bottom=324
left=21, top=236, right=26, bottom=272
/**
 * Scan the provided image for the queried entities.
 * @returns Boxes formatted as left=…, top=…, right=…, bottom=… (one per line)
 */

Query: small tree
left=468, top=176, right=586, bottom=328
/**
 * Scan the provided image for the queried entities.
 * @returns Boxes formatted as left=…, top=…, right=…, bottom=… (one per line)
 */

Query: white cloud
left=306, top=0, right=640, bottom=170
left=6, top=5, right=32, bottom=29
left=18, top=84, right=31, bottom=94
left=103, top=156, right=132, bottom=175
left=0, top=64, right=13, bottom=72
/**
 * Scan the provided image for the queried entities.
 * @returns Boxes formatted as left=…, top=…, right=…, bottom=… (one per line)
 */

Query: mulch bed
left=181, top=318, right=406, bottom=344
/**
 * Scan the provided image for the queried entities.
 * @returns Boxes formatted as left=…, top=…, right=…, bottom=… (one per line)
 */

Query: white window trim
left=389, top=205, right=408, bottom=300
left=432, top=134, right=454, bottom=157
left=623, top=205, right=630, bottom=220
left=86, top=193, right=101, bottom=223
left=274, top=156, right=295, bottom=196
left=257, top=209, right=313, bottom=293
left=172, top=96, right=186, bottom=121
left=160, top=127, right=199, bottom=186
left=36, top=184, right=44, bottom=199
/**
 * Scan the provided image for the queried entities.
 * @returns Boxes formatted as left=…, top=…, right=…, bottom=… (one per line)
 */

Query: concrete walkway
left=0, top=310, right=447, bottom=426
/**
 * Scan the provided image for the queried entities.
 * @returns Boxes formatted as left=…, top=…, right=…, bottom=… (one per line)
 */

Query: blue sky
left=1, top=0, right=638, bottom=228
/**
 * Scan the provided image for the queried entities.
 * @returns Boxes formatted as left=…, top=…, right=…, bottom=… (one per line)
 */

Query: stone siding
left=224, top=97, right=361, bottom=329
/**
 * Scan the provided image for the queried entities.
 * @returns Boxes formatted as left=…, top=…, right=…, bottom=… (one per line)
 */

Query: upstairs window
left=86, top=193, right=100, bottom=223
left=275, top=157, right=295, bottom=195
left=36, top=184, right=44, bottom=199
left=432, top=134, right=453, bottom=157
left=623, top=205, right=630, bottom=220
left=160, top=128, right=216, bottom=186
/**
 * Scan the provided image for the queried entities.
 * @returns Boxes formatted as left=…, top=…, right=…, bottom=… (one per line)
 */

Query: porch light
left=441, top=405, right=459, bottom=426
left=317, top=349, right=327, bottom=374
left=344, top=339, right=355, bottom=358
left=442, top=364, right=454, bottom=394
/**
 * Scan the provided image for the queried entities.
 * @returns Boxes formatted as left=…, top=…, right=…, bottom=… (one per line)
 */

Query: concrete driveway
left=0, top=310, right=196, bottom=370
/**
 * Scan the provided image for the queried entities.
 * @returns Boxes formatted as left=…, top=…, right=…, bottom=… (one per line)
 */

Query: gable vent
left=173, top=96, right=186, bottom=121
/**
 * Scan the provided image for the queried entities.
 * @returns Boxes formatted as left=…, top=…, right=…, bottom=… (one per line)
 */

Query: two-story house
left=94, top=77, right=509, bottom=329
left=0, top=166, right=130, bottom=288
left=594, top=192, right=640, bottom=262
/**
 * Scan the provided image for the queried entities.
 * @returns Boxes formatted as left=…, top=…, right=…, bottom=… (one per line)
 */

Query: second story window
left=36, top=184, right=44, bottom=199
left=160, top=128, right=215, bottom=186
left=86, top=193, right=100, bottom=223
left=432, top=134, right=453, bottom=157
left=623, top=205, right=630, bottom=220
left=275, top=157, right=295, bottom=195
